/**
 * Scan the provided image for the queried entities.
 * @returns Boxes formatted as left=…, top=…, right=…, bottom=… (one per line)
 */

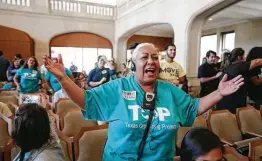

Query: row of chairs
left=176, top=107, right=262, bottom=161
left=0, top=90, right=109, bottom=161
left=1, top=90, right=262, bottom=161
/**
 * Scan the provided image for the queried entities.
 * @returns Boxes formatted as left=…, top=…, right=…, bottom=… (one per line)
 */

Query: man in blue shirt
left=87, top=55, right=115, bottom=88
left=43, top=43, right=244, bottom=161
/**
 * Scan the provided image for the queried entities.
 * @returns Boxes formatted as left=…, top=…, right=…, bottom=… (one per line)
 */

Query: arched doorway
left=50, top=32, right=113, bottom=73
left=0, top=25, right=34, bottom=61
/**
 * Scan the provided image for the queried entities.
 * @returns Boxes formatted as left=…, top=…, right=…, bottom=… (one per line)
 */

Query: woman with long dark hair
left=13, top=57, right=42, bottom=93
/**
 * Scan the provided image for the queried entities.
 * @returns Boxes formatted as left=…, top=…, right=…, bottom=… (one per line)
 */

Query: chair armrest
left=7, top=101, right=18, bottom=111
left=246, top=131, right=262, bottom=138
left=0, top=113, right=13, bottom=135
left=221, top=138, right=236, bottom=148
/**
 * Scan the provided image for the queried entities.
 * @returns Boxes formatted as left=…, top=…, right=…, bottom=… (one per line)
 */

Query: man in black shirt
left=0, top=51, right=10, bottom=82
left=246, top=47, right=262, bottom=109
left=198, top=50, right=222, bottom=97
left=216, top=48, right=262, bottom=113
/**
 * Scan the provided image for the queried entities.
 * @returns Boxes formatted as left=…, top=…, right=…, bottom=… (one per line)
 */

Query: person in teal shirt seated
left=14, top=57, right=42, bottom=94
left=44, top=57, right=73, bottom=94
left=43, top=43, right=244, bottom=161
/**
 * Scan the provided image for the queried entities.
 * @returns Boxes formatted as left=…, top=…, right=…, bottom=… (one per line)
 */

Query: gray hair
left=131, top=43, right=157, bottom=62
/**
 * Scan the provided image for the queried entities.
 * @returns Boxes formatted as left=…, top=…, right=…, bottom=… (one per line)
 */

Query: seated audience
left=12, top=103, right=65, bottom=161
left=13, top=57, right=42, bottom=93
left=180, top=128, right=248, bottom=161
left=87, top=55, right=115, bottom=88
left=216, top=48, right=262, bottom=113
left=0, top=50, right=10, bottom=82
left=246, top=47, right=262, bottom=109
left=7, top=58, right=20, bottom=82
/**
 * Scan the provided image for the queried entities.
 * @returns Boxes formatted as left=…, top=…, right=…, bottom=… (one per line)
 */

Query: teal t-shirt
left=16, top=68, right=41, bottom=94
left=44, top=68, right=72, bottom=92
left=82, top=76, right=199, bottom=161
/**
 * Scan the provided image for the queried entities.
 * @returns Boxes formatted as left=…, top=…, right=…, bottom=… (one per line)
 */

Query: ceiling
left=134, top=0, right=262, bottom=37
left=204, top=0, right=262, bottom=30
left=135, top=24, right=174, bottom=38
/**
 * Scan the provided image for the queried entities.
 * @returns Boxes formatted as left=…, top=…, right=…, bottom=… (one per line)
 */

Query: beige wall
left=202, top=19, right=262, bottom=55
left=0, top=10, right=115, bottom=64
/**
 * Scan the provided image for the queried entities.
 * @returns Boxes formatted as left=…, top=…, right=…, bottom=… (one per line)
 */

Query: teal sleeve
left=171, top=85, right=199, bottom=127
left=82, top=80, right=121, bottom=121
left=15, top=68, right=22, bottom=77
left=65, top=68, right=72, bottom=76
left=44, top=72, right=50, bottom=81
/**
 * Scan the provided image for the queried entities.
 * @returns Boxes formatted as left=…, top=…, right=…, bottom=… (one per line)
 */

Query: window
left=222, top=32, right=235, bottom=51
left=200, top=34, right=217, bottom=64
left=51, top=47, right=112, bottom=74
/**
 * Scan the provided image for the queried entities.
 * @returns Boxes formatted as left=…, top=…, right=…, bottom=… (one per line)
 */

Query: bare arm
left=250, top=58, right=262, bottom=70
left=251, top=76, right=262, bottom=86
left=43, top=56, right=85, bottom=109
left=200, top=75, right=218, bottom=83
left=13, top=76, right=20, bottom=89
left=58, top=75, right=85, bottom=109
left=6, top=71, right=9, bottom=80
left=89, top=81, right=102, bottom=87
left=198, top=90, right=222, bottom=115
left=198, top=74, right=244, bottom=115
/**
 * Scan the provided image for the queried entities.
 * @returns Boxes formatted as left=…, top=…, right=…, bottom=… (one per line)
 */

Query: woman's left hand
left=218, top=74, right=244, bottom=96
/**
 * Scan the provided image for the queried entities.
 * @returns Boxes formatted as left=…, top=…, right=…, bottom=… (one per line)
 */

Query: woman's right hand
left=43, top=55, right=66, bottom=79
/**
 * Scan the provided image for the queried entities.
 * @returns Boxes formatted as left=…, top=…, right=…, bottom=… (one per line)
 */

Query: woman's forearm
left=59, top=75, right=85, bottom=109
left=13, top=76, right=20, bottom=87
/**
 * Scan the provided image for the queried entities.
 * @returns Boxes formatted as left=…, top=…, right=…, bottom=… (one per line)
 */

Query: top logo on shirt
left=122, top=90, right=136, bottom=100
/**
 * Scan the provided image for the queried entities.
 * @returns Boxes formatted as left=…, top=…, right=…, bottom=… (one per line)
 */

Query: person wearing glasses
left=43, top=43, right=244, bottom=161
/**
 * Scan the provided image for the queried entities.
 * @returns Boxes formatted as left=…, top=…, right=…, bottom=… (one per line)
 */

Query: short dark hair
left=15, top=53, right=22, bottom=59
left=180, top=128, right=224, bottom=161
left=12, top=104, right=50, bottom=160
left=23, top=56, right=39, bottom=70
left=230, top=48, right=245, bottom=62
left=128, top=43, right=140, bottom=50
left=206, top=50, right=217, bottom=58
left=165, top=43, right=176, bottom=51
left=0, top=50, right=3, bottom=56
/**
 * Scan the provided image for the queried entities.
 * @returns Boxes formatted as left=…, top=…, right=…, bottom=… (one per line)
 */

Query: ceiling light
left=208, top=18, right=213, bottom=21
